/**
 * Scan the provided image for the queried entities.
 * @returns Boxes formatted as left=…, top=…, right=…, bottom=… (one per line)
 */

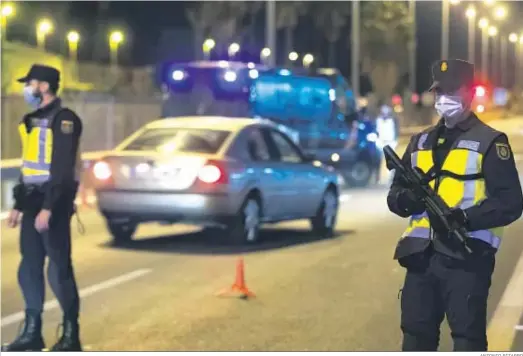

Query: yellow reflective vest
left=402, top=122, right=504, bottom=250
left=19, top=108, right=82, bottom=185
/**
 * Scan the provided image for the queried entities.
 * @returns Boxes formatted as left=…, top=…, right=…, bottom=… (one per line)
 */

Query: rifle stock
left=383, top=145, right=472, bottom=254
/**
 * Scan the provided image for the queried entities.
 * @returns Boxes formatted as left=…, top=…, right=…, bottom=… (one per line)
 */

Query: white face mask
left=434, top=95, right=465, bottom=128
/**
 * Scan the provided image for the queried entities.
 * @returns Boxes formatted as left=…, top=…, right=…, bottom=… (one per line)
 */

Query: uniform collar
left=436, top=112, right=479, bottom=132
left=28, top=97, right=62, bottom=117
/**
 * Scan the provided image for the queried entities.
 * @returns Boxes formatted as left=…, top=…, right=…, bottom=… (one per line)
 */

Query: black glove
left=396, top=189, right=425, bottom=216
left=427, top=208, right=468, bottom=234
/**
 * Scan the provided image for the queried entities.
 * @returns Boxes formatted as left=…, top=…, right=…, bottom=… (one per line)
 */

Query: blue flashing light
left=172, top=70, right=185, bottom=81
left=249, top=69, right=259, bottom=79
left=224, top=70, right=237, bottom=82
left=329, top=89, right=336, bottom=102
left=279, top=69, right=291, bottom=76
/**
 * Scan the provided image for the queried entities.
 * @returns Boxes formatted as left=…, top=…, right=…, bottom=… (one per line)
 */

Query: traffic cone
left=216, top=257, right=255, bottom=299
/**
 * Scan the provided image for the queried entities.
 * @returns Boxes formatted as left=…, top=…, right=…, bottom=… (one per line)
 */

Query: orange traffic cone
left=216, top=257, right=255, bottom=299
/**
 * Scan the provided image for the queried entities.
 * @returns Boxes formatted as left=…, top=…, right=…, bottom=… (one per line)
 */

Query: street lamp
left=202, top=38, right=215, bottom=59
left=493, top=6, right=507, bottom=20
left=109, top=31, right=124, bottom=67
left=442, top=0, right=461, bottom=59
left=479, top=18, right=489, bottom=81
left=1, top=3, right=14, bottom=39
left=465, top=6, right=476, bottom=63
left=228, top=42, right=240, bottom=58
left=488, top=26, right=497, bottom=37
left=509, top=33, right=518, bottom=43
left=67, top=31, right=80, bottom=61
left=260, top=47, right=271, bottom=64
left=36, top=18, right=53, bottom=50
left=303, top=53, right=314, bottom=68
left=484, top=0, right=495, bottom=6
left=288, top=51, right=298, bottom=62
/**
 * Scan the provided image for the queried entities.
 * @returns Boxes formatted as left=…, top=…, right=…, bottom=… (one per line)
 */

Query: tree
left=186, top=2, right=249, bottom=59
left=312, top=2, right=351, bottom=67
left=276, top=1, right=308, bottom=65
left=358, top=1, right=412, bottom=103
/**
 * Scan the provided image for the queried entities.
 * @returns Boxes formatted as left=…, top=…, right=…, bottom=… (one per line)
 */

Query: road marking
left=487, top=250, right=523, bottom=351
left=1, top=269, right=152, bottom=328
left=340, top=193, right=351, bottom=202
left=515, top=325, right=523, bottom=331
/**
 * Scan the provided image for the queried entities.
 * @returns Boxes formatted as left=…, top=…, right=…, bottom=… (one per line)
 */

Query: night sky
left=6, top=1, right=523, bottom=92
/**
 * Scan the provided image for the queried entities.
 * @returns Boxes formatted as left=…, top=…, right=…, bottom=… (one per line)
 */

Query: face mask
left=434, top=95, right=465, bottom=128
left=23, top=85, right=42, bottom=109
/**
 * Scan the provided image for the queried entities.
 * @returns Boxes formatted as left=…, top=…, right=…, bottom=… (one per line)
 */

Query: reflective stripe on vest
left=19, top=118, right=53, bottom=184
left=402, top=135, right=504, bottom=249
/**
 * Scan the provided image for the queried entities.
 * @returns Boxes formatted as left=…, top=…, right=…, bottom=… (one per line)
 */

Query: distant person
left=3, top=64, right=83, bottom=352
left=375, top=104, right=399, bottom=149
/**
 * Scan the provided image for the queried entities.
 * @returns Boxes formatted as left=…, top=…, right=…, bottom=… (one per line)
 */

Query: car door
left=262, top=128, right=324, bottom=218
left=243, top=127, right=283, bottom=219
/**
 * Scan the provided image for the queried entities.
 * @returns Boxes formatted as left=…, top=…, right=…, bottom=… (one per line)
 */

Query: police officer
left=3, top=64, right=83, bottom=352
left=387, top=59, right=523, bottom=351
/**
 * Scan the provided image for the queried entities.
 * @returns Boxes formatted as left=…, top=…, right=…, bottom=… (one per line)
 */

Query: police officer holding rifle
left=386, top=59, right=523, bottom=351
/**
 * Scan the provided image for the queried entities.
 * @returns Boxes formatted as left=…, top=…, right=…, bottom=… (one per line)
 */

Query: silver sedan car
left=91, top=116, right=340, bottom=244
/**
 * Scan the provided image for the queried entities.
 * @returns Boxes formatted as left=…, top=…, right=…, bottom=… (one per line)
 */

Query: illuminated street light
left=493, top=6, right=507, bottom=20
left=1, top=3, right=15, bottom=39
left=302, top=53, right=314, bottom=67
left=202, top=38, right=215, bottom=59
left=288, top=51, right=298, bottom=61
left=228, top=42, right=240, bottom=57
left=488, top=26, right=498, bottom=37
left=509, top=33, right=518, bottom=43
left=36, top=18, right=53, bottom=50
left=478, top=18, right=489, bottom=29
left=465, top=6, right=476, bottom=19
left=67, top=31, right=80, bottom=61
left=261, top=47, right=271, bottom=58
left=109, top=31, right=124, bottom=66
left=484, top=0, right=495, bottom=6
left=449, top=0, right=460, bottom=5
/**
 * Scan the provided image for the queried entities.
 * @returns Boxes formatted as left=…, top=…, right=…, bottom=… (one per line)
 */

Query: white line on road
left=1, top=268, right=152, bottom=328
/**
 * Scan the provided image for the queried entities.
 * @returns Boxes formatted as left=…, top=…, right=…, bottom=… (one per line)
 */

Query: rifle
left=383, top=145, right=473, bottom=254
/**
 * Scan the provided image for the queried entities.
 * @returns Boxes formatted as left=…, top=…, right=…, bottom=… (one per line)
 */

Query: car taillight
left=197, top=161, right=228, bottom=184
left=93, top=161, right=112, bottom=180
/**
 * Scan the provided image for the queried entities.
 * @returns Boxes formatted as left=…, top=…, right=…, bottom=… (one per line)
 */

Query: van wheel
left=345, top=160, right=372, bottom=187
left=227, top=196, right=261, bottom=244
left=107, top=221, right=137, bottom=245
left=310, top=189, right=338, bottom=238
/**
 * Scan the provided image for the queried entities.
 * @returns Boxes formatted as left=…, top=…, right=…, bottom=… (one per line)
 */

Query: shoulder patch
left=495, top=142, right=511, bottom=160
left=457, top=140, right=480, bottom=151
left=61, top=120, right=74, bottom=134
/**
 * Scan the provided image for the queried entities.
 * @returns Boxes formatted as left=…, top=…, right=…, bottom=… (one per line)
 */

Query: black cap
left=428, top=59, right=475, bottom=93
left=17, top=64, right=60, bottom=86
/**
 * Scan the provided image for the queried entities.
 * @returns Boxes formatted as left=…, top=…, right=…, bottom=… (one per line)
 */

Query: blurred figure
left=376, top=104, right=399, bottom=149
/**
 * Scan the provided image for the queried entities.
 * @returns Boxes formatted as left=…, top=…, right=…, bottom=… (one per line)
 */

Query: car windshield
left=122, top=128, right=230, bottom=154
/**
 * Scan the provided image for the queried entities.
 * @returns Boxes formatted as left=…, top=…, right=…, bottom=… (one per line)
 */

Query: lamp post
left=441, top=0, right=460, bottom=59
left=351, top=0, right=360, bottom=99
left=36, top=18, right=53, bottom=50
left=288, top=51, right=298, bottom=66
left=67, top=31, right=80, bottom=61
left=465, top=6, right=476, bottom=63
left=202, top=38, right=215, bottom=60
left=488, top=26, right=498, bottom=85
left=509, top=33, right=518, bottom=88
left=260, top=47, right=271, bottom=65
left=109, top=31, right=124, bottom=67
left=228, top=43, right=240, bottom=58
left=479, top=18, right=489, bottom=81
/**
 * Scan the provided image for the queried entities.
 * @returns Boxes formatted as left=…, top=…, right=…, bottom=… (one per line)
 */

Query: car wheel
left=107, top=221, right=137, bottom=245
left=228, top=196, right=262, bottom=244
left=345, top=160, right=372, bottom=187
left=310, top=188, right=338, bottom=238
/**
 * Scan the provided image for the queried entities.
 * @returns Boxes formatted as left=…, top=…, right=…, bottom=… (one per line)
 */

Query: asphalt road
left=1, top=133, right=523, bottom=351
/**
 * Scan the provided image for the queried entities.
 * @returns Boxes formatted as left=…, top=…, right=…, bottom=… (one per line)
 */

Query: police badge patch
left=495, top=143, right=510, bottom=160
left=61, top=120, right=74, bottom=134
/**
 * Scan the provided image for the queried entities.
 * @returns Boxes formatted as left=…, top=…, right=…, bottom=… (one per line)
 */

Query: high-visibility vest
left=402, top=122, right=504, bottom=250
left=19, top=108, right=82, bottom=185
